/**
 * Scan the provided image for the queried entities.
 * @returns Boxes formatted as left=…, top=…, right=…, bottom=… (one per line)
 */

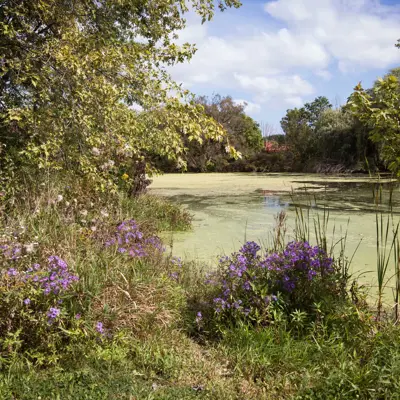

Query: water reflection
left=262, top=193, right=289, bottom=210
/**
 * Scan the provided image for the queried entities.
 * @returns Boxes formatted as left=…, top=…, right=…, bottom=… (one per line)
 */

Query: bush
left=0, top=205, right=187, bottom=368
left=0, top=244, right=84, bottom=365
left=202, top=240, right=347, bottom=329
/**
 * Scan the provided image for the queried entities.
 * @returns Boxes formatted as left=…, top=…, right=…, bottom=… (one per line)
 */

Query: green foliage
left=265, top=133, right=286, bottom=145
left=280, top=107, right=312, bottom=161
left=314, top=108, right=374, bottom=166
left=2, top=182, right=400, bottom=399
left=217, top=313, right=399, bottom=400
left=348, top=76, right=400, bottom=175
left=304, top=96, right=333, bottom=128
left=163, top=94, right=262, bottom=172
left=120, top=193, right=192, bottom=231
left=280, top=95, right=378, bottom=171
left=242, top=114, right=264, bottom=151
left=280, top=97, right=332, bottom=164
left=0, top=0, right=241, bottom=195
left=374, top=66, right=400, bottom=89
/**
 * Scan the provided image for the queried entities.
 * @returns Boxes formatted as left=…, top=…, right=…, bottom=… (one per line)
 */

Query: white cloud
left=172, top=28, right=329, bottom=84
left=265, top=0, right=400, bottom=69
left=264, top=0, right=314, bottom=22
left=168, top=0, right=400, bottom=115
left=234, top=73, right=314, bottom=103
left=285, top=96, right=305, bottom=107
left=315, top=70, right=332, bottom=80
left=233, top=99, right=261, bottom=114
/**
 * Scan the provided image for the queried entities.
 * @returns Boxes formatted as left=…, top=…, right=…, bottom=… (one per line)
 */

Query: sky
left=168, top=0, right=400, bottom=133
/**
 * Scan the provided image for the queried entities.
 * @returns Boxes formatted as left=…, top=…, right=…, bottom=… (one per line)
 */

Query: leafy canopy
left=195, top=94, right=263, bottom=152
left=280, top=97, right=332, bottom=161
left=0, top=0, right=241, bottom=193
left=348, top=76, right=400, bottom=174
left=174, top=94, right=261, bottom=171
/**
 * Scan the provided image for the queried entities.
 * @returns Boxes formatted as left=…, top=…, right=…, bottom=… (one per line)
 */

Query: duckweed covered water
left=150, top=173, right=400, bottom=303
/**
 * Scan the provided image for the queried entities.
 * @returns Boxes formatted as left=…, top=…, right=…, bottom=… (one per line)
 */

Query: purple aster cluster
left=22, top=256, right=79, bottom=296
left=264, top=241, right=334, bottom=294
left=2, top=254, right=79, bottom=296
left=95, top=321, right=104, bottom=334
left=7, top=267, right=18, bottom=277
left=0, top=243, right=22, bottom=261
left=207, top=240, right=336, bottom=324
left=46, top=307, right=61, bottom=324
left=239, top=241, right=261, bottom=258
left=168, top=256, right=183, bottom=281
left=105, top=219, right=164, bottom=258
left=95, top=321, right=112, bottom=339
left=1, top=254, right=80, bottom=327
left=47, top=307, right=60, bottom=320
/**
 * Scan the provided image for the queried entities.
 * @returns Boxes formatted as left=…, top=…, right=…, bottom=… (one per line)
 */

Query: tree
left=178, top=94, right=261, bottom=171
left=195, top=95, right=263, bottom=152
left=304, top=96, right=332, bottom=129
left=280, top=96, right=332, bottom=164
left=371, top=67, right=400, bottom=95
left=348, top=76, right=400, bottom=174
left=314, top=108, right=365, bottom=165
left=280, top=107, right=312, bottom=161
left=0, top=0, right=241, bottom=194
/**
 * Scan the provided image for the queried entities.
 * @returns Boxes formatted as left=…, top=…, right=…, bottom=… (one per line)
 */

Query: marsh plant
left=0, top=245, right=83, bottom=364
left=204, top=240, right=346, bottom=330
left=0, top=212, right=176, bottom=368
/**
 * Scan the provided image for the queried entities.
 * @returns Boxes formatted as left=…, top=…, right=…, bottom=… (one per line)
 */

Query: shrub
left=205, top=240, right=345, bottom=328
left=104, top=219, right=165, bottom=258
left=0, top=245, right=83, bottom=364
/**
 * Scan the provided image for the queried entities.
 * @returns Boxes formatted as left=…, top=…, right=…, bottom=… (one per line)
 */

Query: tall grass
left=370, top=178, right=400, bottom=319
left=392, top=225, right=400, bottom=322
left=375, top=210, right=399, bottom=318
left=291, top=190, right=356, bottom=286
left=4, top=176, right=400, bottom=399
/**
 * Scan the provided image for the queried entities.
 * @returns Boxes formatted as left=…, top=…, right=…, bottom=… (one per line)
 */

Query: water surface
left=150, top=173, right=400, bottom=303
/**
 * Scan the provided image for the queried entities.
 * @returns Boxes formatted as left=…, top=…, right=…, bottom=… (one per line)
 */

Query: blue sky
left=169, top=0, right=400, bottom=133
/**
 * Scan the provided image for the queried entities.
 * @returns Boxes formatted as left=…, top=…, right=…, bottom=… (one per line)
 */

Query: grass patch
left=2, top=183, right=400, bottom=399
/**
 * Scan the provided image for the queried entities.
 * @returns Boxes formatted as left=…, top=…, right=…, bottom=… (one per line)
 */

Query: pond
left=150, top=173, right=400, bottom=303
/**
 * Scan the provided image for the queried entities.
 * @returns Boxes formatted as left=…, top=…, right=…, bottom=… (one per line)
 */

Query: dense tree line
left=157, top=65, right=400, bottom=175
left=277, top=63, right=400, bottom=175
left=277, top=96, right=379, bottom=173
left=170, top=64, right=400, bottom=174
left=156, top=94, right=264, bottom=172
left=157, top=91, right=381, bottom=174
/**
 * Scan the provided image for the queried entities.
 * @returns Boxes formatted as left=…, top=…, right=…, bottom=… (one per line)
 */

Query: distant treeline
left=158, top=67, right=400, bottom=175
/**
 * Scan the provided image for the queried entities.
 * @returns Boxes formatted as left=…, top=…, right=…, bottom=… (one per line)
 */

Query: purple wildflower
left=169, top=271, right=179, bottom=281
left=239, top=241, right=261, bottom=257
left=105, top=219, right=164, bottom=259
left=96, top=321, right=104, bottom=334
left=47, top=307, right=60, bottom=319
left=195, top=311, right=203, bottom=325
left=7, top=268, right=18, bottom=276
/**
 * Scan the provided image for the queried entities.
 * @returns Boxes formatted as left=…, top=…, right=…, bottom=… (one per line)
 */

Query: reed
left=371, top=176, right=400, bottom=319
left=289, top=187, right=365, bottom=301
left=392, top=222, right=400, bottom=322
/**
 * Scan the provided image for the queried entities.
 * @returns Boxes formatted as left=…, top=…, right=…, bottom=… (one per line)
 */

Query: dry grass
left=92, top=279, right=184, bottom=335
